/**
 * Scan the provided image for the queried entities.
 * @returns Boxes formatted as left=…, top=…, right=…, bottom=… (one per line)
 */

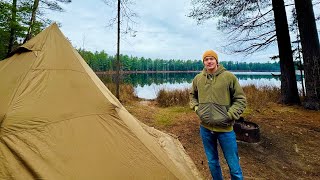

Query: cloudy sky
left=46, top=0, right=278, bottom=62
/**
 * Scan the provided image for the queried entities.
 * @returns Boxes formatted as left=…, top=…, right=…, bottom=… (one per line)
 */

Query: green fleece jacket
left=189, top=65, right=247, bottom=132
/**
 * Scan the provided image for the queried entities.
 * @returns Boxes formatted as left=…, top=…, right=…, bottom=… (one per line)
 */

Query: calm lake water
left=98, top=72, right=304, bottom=99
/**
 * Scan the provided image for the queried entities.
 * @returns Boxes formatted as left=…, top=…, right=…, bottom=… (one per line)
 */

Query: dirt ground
left=125, top=100, right=320, bottom=180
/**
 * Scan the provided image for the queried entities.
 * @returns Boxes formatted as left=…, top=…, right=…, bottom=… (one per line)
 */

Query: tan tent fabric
left=0, top=23, right=201, bottom=180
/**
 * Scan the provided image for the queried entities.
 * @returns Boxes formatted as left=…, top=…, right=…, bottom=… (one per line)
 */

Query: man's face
left=203, top=56, right=218, bottom=72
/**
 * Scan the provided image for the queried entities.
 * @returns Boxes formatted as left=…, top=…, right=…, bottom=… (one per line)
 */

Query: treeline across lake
left=78, top=49, right=281, bottom=72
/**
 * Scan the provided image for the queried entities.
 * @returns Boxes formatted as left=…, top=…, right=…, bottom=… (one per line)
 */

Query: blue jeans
left=200, top=126, right=243, bottom=180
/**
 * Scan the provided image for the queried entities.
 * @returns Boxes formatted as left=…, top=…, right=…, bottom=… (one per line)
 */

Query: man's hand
left=194, top=106, right=198, bottom=112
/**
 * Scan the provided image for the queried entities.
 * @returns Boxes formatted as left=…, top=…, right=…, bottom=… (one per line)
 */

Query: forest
left=78, top=49, right=281, bottom=72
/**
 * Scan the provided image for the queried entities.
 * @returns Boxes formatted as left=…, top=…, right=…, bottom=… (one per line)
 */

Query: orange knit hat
left=202, top=50, right=218, bottom=63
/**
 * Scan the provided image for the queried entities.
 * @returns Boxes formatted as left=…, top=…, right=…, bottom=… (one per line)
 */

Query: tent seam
left=6, top=22, right=52, bottom=112
left=0, top=112, right=111, bottom=137
left=4, top=53, right=40, bottom=125
left=3, top=25, right=55, bottom=122
left=32, top=68, right=86, bottom=73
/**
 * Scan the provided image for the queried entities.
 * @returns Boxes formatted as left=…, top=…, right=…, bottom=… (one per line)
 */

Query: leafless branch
left=227, top=34, right=276, bottom=55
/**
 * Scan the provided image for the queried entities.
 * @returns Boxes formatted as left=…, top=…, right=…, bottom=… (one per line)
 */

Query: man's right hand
left=194, top=106, right=198, bottom=112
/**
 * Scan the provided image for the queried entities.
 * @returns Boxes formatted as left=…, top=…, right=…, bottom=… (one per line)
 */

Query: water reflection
left=98, top=72, right=304, bottom=99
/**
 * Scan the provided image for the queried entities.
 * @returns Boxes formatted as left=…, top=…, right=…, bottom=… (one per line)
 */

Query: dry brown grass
left=105, top=83, right=138, bottom=103
left=155, top=85, right=281, bottom=110
left=156, top=88, right=190, bottom=107
left=243, top=85, right=281, bottom=110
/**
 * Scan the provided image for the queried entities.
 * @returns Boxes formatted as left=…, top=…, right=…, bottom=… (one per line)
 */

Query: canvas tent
left=0, top=23, right=201, bottom=180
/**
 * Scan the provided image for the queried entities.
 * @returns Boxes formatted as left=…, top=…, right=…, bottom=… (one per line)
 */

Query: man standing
left=190, top=50, right=247, bottom=180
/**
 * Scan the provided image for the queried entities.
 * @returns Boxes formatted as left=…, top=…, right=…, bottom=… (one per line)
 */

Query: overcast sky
left=46, top=0, right=283, bottom=62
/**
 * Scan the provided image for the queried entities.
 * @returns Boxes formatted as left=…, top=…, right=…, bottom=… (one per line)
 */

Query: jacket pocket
left=197, top=103, right=233, bottom=127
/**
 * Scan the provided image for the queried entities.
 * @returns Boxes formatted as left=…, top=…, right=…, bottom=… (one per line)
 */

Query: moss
left=170, top=106, right=191, bottom=113
left=153, top=107, right=190, bottom=127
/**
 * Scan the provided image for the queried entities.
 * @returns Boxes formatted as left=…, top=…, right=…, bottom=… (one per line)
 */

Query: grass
left=104, top=82, right=282, bottom=118
left=154, top=106, right=190, bottom=127
left=155, top=85, right=281, bottom=111
left=105, top=83, right=138, bottom=103
left=156, top=88, right=190, bottom=107
left=154, top=110, right=173, bottom=126
left=242, top=85, right=281, bottom=110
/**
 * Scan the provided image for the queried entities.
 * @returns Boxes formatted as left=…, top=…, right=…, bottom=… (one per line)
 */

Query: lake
left=97, top=72, right=304, bottom=99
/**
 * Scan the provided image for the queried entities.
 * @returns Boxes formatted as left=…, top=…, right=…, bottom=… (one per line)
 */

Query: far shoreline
left=95, top=70, right=283, bottom=75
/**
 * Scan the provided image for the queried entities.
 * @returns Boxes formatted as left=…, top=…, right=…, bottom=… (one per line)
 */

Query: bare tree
left=103, top=0, right=137, bottom=100
left=189, top=0, right=275, bottom=54
left=116, top=0, right=120, bottom=100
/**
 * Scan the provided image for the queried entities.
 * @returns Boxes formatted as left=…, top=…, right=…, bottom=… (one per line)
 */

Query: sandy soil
left=125, top=101, right=320, bottom=180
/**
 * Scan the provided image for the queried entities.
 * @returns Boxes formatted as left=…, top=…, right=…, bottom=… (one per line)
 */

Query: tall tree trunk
left=116, top=0, right=120, bottom=100
left=294, top=0, right=320, bottom=110
left=24, top=0, right=40, bottom=43
left=7, top=0, right=17, bottom=55
left=272, top=0, right=300, bottom=105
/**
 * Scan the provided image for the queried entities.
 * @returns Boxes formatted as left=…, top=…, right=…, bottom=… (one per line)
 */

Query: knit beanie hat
left=202, top=50, right=218, bottom=63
